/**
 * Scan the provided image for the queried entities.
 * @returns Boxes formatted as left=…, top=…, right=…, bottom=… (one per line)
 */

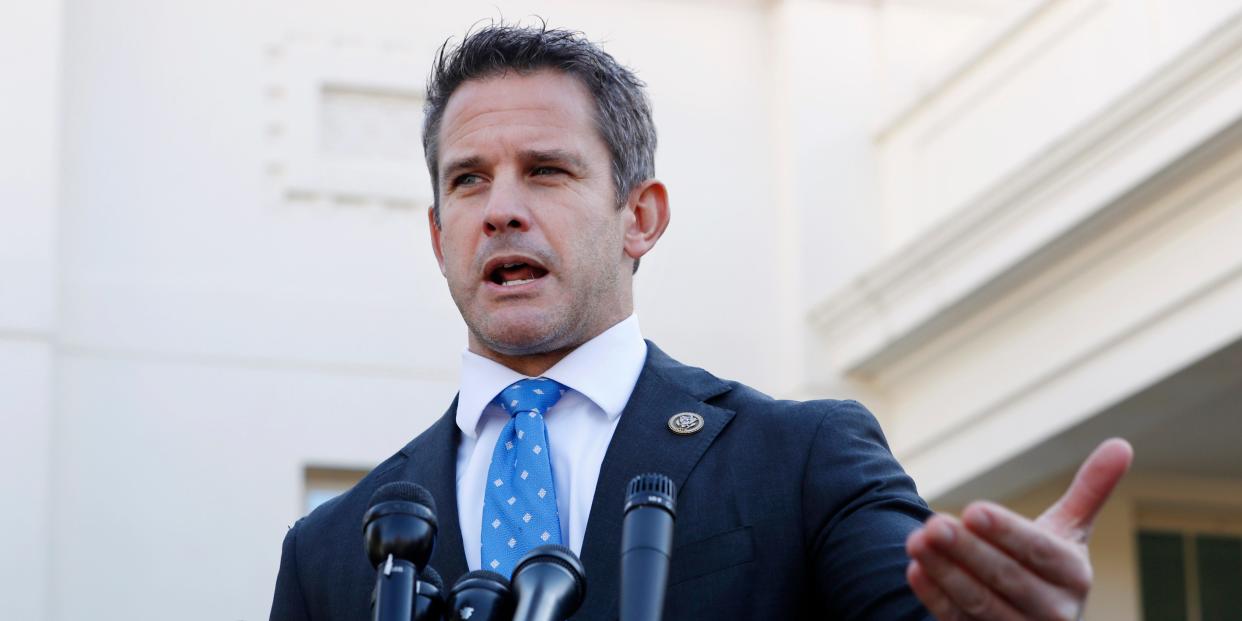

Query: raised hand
left=905, top=438, right=1134, bottom=620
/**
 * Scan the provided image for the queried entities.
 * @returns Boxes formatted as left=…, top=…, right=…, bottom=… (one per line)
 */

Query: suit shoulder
left=712, top=379, right=881, bottom=430
left=645, top=342, right=889, bottom=447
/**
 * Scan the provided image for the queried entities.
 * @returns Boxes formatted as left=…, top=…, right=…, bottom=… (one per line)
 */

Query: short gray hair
left=422, top=22, right=657, bottom=227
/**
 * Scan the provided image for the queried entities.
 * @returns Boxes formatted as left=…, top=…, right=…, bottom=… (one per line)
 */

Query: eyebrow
left=441, top=155, right=483, bottom=185
left=440, top=148, right=590, bottom=185
left=521, top=149, right=587, bottom=171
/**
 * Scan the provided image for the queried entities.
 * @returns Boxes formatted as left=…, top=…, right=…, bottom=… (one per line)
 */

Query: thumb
left=1037, top=438, right=1134, bottom=541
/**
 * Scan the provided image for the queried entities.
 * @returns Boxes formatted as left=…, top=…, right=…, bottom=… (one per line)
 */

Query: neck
left=467, top=314, right=630, bottom=377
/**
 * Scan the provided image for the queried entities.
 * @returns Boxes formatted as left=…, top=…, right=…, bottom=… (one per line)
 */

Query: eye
left=531, top=166, right=565, bottom=177
left=452, top=173, right=482, bottom=188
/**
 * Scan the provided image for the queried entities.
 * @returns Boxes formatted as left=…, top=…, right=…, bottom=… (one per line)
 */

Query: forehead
left=437, top=70, right=606, bottom=165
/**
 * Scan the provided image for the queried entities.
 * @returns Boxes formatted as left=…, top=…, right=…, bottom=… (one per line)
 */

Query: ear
left=622, top=179, right=670, bottom=263
left=428, top=206, right=447, bottom=276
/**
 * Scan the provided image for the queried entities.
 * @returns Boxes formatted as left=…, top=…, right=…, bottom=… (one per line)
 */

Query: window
left=304, top=465, right=369, bottom=515
left=1138, top=530, right=1242, bottom=620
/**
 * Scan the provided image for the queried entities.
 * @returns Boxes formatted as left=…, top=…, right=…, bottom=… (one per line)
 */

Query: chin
left=473, top=312, right=573, bottom=357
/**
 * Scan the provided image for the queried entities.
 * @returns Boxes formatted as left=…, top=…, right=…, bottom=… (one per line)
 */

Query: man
left=270, top=24, right=1133, bottom=620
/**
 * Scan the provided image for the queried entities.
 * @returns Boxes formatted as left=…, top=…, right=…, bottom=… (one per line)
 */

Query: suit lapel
left=399, top=397, right=470, bottom=584
left=575, top=343, right=736, bottom=619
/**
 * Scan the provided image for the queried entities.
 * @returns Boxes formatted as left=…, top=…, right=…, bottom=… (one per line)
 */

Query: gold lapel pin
left=667, top=412, right=705, bottom=435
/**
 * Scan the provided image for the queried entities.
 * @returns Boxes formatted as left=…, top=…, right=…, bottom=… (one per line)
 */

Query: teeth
left=502, top=262, right=522, bottom=268
left=501, top=278, right=535, bottom=287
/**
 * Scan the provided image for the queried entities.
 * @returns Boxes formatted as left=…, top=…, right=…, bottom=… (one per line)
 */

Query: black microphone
left=363, top=482, right=438, bottom=621
left=510, top=544, right=587, bottom=621
left=414, top=566, right=445, bottom=621
left=447, top=570, right=516, bottom=621
left=620, top=473, right=676, bottom=621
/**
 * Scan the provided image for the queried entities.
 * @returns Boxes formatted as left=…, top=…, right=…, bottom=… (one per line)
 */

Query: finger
left=963, top=501, right=1093, bottom=594
left=1039, top=438, right=1133, bottom=540
left=907, top=559, right=965, bottom=621
left=924, top=514, right=1082, bottom=619
left=907, top=525, right=1024, bottom=621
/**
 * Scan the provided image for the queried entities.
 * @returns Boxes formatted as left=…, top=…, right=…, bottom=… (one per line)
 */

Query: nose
left=481, top=180, right=531, bottom=236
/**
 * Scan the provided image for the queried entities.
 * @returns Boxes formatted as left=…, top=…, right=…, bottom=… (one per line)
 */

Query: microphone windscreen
left=453, top=569, right=511, bottom=589
left=624, top=473, right=676, bottom=516
left=449, top=569, right=515, bottom=621
left=626, top=473, right=676, bottom=502
left=420, top=566, right=444, bottom=591
left=511, top=544, right=587, bottom=621
left=514, top=543, right=584, bottom=577
left=513, top=543, right=586, bottom=601
left=369, top=481, right=437, bottom=513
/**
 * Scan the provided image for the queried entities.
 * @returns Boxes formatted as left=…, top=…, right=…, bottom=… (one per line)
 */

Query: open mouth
left=485, top=257, right=550, bottom=287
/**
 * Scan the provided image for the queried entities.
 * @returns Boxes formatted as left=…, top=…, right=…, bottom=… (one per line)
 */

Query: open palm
left=906, top=438, right=1134, bottom=620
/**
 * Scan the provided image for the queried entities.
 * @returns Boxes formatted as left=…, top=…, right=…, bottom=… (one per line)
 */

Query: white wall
left=0, top=1, right=62, bottom=619
left=809, top=0, right=1242, bottom=501
left=874, top=0, right=1242, bottom=253
left=766, top=0, right=1022, bottom=395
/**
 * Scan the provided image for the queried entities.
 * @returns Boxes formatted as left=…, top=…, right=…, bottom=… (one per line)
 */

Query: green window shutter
left=1195, top=534, right=1242, bottom=621
left=1139, top=531, right=1188, bottom=621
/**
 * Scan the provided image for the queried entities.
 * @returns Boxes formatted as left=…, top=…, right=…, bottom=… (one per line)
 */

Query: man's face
left=430, top=70, right=635, bottom=360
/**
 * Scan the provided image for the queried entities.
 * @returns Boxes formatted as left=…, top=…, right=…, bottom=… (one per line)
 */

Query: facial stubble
left=450, top=218, right=630, bottom=361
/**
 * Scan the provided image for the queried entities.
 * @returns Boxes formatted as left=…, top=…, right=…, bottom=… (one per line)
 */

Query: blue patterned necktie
left=481, top=377, right=567, bottom=576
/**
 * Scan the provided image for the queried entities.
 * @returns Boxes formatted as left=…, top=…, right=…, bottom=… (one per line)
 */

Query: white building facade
left=2, top=1, right=1239, bottom=619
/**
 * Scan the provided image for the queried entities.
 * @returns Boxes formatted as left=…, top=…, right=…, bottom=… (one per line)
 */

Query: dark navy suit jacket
left=270, top=342, right=932, bottom=619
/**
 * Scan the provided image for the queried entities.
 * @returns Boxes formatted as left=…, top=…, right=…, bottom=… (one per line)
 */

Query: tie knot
left=494, top=377, right=567, bottom=418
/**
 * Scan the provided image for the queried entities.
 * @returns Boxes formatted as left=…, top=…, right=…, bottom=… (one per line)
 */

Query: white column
left=0, top=1, right=63, bottom=619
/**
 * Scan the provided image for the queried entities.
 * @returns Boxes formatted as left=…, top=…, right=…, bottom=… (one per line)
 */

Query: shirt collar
left=455, top=314, right=647, bottom=439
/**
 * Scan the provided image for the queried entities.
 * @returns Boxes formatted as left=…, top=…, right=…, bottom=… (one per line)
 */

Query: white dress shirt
left=454, top=314, right=647, bottom=571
